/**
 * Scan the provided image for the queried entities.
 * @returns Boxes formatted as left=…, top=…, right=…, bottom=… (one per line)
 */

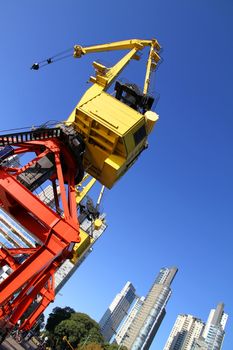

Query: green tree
left=45, top=307, right=127, bottom=350
left=53, top=312, right=104, bottom=349
left=46, top=306, right=75, bottom=333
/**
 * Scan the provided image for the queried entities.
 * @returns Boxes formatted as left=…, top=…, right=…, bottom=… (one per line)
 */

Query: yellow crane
left=31, top=38, right=161, bottom=188
left=66, top=38, right=161, bottom=188
left=63, top=38, right=162, bottom=261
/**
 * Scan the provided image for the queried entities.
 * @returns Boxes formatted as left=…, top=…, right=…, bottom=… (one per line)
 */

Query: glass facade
left=99, top=282, right=136, bottom=342
left=132, top=288, right=171, bottom=350
left=115, top=297, right=144, bottom=344
left=120, top=267, right=177, bottom=350
left=205, top=325, right=224, bottom=350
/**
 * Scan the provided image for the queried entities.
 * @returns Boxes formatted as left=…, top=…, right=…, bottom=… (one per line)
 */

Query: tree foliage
left=55, top=312, right=104, bottom=348
left=45, top=307, right=127, bottom=350
left=45, top=308, right=104, bottom=349
left=46, top=306, right=75, bottom=333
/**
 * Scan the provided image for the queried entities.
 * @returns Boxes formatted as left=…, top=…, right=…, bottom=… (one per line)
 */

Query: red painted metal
left=0, top=246, right=20, bottom=270
left=3, top=248, right=38, bottom=256
left=0, top=137, right=81, bottom=335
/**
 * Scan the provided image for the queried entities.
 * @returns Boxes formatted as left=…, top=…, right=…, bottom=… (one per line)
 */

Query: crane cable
left=30, top=47, right=73, bottom=70
left=0, top=120, right=64, bottom=134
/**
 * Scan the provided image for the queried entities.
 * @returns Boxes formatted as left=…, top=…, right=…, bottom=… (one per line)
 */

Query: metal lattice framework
left=0, top=136, right=81, bottom=336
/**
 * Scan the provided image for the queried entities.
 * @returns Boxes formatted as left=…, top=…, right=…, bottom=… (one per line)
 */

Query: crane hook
left=30, top=47, right=73, bottom=70
left=31, top=63, right=40, bottom=70
left=30, top=58, right=52, bottom=70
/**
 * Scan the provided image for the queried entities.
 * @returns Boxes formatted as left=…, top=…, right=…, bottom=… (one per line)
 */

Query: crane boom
left=73, top=38, right=160, bottom=92
left=73, top=39, right=160, bottom=56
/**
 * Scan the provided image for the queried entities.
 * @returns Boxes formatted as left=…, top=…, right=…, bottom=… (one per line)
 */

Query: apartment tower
left=163, top=314, right=205, bottom=350
left=118, top=267, right=178, bottom=350
left=115, top=296, right=145, bottom=344
left=195, top=303, right=228, bottom=350
left=99, top=281, right=136, bottom=342
left=164, top=303, right=228, bottom=350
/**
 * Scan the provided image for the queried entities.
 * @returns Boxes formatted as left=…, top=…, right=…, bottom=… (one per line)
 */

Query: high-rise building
left=201, top=303, right=227, bottom=350
left=99, top=282, right=136, bottom=342
left=191, top=337, right=208, bottom=350
left=163, top=314, right=205, bottom=350
left=115, top=296, right=145, bottom=345
left=118, top=267, right=178, bottom=350
left=164, top=303, right=228, bottom=350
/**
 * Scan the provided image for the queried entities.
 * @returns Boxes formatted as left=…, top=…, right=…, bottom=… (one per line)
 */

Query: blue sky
left=0, top=1, right=233, bottom=349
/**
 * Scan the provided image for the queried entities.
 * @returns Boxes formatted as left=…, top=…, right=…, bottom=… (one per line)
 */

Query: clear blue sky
left=0, top=1, right=233, bottom=349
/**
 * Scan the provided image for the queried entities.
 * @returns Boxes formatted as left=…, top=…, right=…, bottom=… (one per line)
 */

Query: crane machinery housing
left=0, top=38, right=161, bottom=342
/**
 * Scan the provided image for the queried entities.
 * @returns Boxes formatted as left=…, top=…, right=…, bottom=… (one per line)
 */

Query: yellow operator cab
left=67, top=39, right=161, bottom=188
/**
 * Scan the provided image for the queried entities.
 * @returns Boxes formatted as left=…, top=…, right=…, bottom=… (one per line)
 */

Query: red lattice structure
left=0, top=128, right=84, bottom=340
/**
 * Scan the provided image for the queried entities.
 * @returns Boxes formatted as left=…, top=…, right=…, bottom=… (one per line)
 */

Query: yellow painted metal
left=63, top=336, right=75, bottom=350
left=71, top=229, right=92, bottom=264
left=73, top=39, right=160, bottom=91
left=71, top=175, right=96, bottom=262
left=69, top=91, right=149, bottom=187
left=89, top=47, right=139, bottom=88
left=71, top=176, right=105, bottom=264
left=143, top=40, right=161, bottom=95
left=67, top=38, right=161, bottom=188
left=94, top=218, right=103, bottom=230
left=73, top=39, right=160, bottom=57
left=75, top=174, right=96, bottom=205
